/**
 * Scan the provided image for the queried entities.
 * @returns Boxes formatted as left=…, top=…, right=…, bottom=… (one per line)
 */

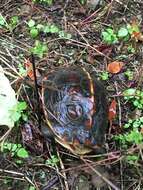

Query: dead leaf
left=132, top=31, right=143, bottom=42
left=130, top=18, right=143, bottom=42
left=107, top=61, right=123, bottom=74
left=108, top=99, right=117, bottom=122
left=24, top=58, right=34, bottom=80
left=24, top=58, right=41, bottom=80
left=130, top=18, right=140, bottom=31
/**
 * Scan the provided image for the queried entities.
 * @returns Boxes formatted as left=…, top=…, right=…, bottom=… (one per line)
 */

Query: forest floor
left=0, top=0, right=143, bottom=190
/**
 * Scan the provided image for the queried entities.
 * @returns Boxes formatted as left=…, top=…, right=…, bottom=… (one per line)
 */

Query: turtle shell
left=41, top=66, right=108, bottom=155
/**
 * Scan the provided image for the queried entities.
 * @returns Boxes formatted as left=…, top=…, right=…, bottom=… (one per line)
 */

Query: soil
left=0, top=0, right=143, bottom=190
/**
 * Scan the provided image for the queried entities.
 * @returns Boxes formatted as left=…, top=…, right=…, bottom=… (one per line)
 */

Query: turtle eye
left=67, top=104, right=83, bottom=120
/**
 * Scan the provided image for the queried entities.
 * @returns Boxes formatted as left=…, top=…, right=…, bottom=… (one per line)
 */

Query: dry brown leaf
left=132, top=31, right=143, bottom=42
left=108, top=99, right=117, bottom=122
left=24, top=58, right=40, bottom=80
left=107, top=61, right=123, bottom=74
left=24, top=58, right=34, bottom=80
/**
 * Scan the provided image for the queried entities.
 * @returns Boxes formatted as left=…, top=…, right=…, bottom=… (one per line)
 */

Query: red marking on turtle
left=85, top=117, right=92, bottom=130
left=73, top=138, right=80, bottom=146
left=84, top=139, right=92, bottom=146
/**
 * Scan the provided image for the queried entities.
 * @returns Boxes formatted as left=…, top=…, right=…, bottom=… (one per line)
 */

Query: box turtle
left=41, top=66, right=108, bottom=155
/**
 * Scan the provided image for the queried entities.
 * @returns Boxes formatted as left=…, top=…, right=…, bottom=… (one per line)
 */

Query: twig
left=0, top=53, right=22, bottom=78
left=0, top=36, right=30, bottom=51
left=114, top=81, right=123, bottom=189
left=80, top=157, right=120, bottom=190
left=31, top=54, right=41, bottom=130
left=80, top=8, right=101, bottom=25
left=0, top=169, right=37, bottom=188
left=57, top=148, right=69, bottom=190
left=41, top=176, right=59, bottom=190
left=70, top=23, right=111, bottom=59
left=31, top=163, right=66, bottom=179
left=0, top=128, right=12, bottom=143
left=114, top=81, right=122, bottom=128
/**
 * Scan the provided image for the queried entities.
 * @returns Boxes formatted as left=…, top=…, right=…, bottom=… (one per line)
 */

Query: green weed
left=125, top=154, right=139, bottom=165
left=27, top=19, right=72, bottom=39
left=102, top=22, right=141, bottom=44
left=100, top=71, right=109, bottom=81
left=45, top=155, right=59, bottom=167
left=10, top=101, right=28, bottom=123
left=115, top=117, right=143, bottom=147
left=31, top=40, right=48, bottom=58
left=32, top=0, right=53, bottom=5
left=0, top=14, right=19, bottom=31
left=123, top=88, right=143, bottom=109
left=124, top=69, right=134, bottom=80
left=102, top=28, right=118, bottom=44
left=3, top=142, right=29, bottom=158
left=79, top=0, right=87, bottom=5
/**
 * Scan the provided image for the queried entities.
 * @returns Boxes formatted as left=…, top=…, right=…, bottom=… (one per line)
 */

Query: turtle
left=41, top=66, right=108, bottom=155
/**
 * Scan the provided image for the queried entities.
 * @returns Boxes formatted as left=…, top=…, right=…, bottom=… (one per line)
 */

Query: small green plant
left=79, top=0, right=87, bottom=5
left=27, top=20, right=60, bottom=37
left=125, top=154, right=139, bottom=165
left=100, top=71, right=109, bottom=81
left=37, top=23, right=59, bottom=34
left=123, top=88, right=143, bottom=109
left=117, top=27, right=129, bottom=38
left=18, top=63, right=27, bottom=76
left=9, top=16, right=19, bottom=29
left=124, top=118, right=143, bottom=129
left=58, top=30, right=72, bottom=39
left=0, top=14, right=19, bottom=31
left=10, top=101, right=28, bottom=123
left=31, top=40, right=48, bottom=58
left=45, top=155, right=59, bottom=167
left=27, top=19, right=72, bottom=39
left=116, top=128, right=143, bottom=146
left=27, top=19, right=36, bottom=28
left=29, top=186, right=36, bottom=190
left=115, top=117, right=143, bottom=147
left=3, top=142, right=29, bottom=158
left=27, top=19, right=39, bottom=38
left=127, top=45, right=135, bottom=53
left=102, top=22, right=141, bottom=44
left=102, top=28, right=118, bottom=44
left=49, top=24, right=59, bottom=33
left=32, top=0, right=53, bottom=5
left=124, top=69, right=133, bottom=80
left=115, top=87, right=143, bottom=165
left=30, top=28, right=39, bottom=38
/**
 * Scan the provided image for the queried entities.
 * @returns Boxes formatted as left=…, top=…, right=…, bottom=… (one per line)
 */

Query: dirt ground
left=0, top=0, right=143, bottom=190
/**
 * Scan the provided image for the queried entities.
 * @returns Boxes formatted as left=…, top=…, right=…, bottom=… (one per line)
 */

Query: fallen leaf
left=24, top=58, right=34, bottom=80
left=108, top=99, right=117, bottom=122
left=107, top=61, right=123, bottom=74
left=24, top=58, right=41, bottom=80
left=130, top=18, right=140, bottom=33
left=123, top=88, right=136, bottom=96
left=129, top=18, right=143, bottom=42
left=132, top=31, right=143, bottom=42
